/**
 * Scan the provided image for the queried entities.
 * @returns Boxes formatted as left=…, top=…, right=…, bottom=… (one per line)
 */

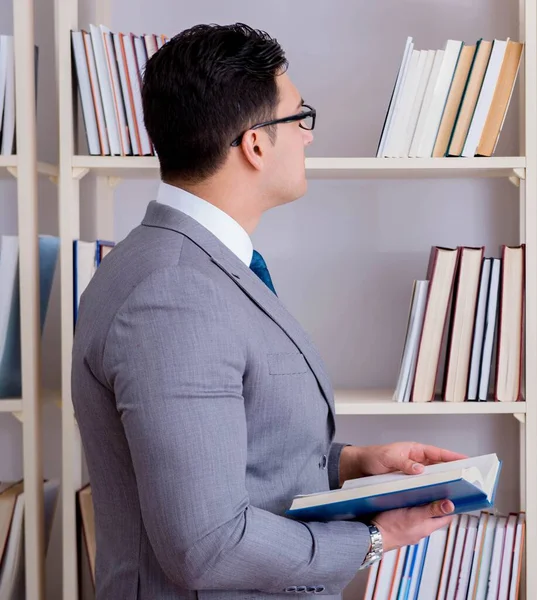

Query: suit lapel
left=142, top=200, right=336, bottom=429
left=212, top=248, right=336, bottom=430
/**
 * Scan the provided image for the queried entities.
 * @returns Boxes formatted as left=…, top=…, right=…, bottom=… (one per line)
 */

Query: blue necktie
left=249, top=250, right=277, bottom=295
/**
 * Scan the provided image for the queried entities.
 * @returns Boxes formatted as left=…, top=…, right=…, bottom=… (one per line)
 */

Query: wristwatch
left=359, top=523, right=383, bottom=570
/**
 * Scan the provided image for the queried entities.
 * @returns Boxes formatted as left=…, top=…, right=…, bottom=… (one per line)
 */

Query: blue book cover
left=0, top=235, right=59, bottom=398
left=286, top=454, right=502, bottom=522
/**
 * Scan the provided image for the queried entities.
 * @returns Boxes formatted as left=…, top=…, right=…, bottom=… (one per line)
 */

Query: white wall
left=0, top=0, right=523, bottom=597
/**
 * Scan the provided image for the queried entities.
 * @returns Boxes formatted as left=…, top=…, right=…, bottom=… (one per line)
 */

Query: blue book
left=0, top=235, right=59, bottom=398
left=286, top=454, right=501, bottom=522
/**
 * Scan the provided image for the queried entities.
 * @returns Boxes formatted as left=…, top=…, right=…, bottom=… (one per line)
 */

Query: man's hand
left=372, top=499, right=455, bottom=552
left=339, top=442, right=467, bottom=485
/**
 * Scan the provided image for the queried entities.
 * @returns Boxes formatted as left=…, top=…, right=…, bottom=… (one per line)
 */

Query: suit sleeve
left=102, top=265, right=370, bottom=595
left=327, top=442, right=351, bottom=489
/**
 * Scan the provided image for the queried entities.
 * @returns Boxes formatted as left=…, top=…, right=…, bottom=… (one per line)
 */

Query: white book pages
left=393, top=280, right=429, bottom=403
left=123, top=34, right=153, bottom=155
left=380, top=40, right=414, bottom=157
left=467, top=259, right=492, bottom=400
left=415, top=40, right=463, bottom=158
left=89, top=24, right=121, bottom=155
left=1, top=36, right=15, bottom=155
left=376, top=36, right=413, bottom=157
left=100, top=25, right=131, bottom=155
left=82, top=30, right=110, bottom=155
left=71, top=31, right=101, bottom=155
left=409, top=50, right=444, bottom=157
left=113, top=32, right=140, bottom=156
left=401, top=49, right=436, bottom=157
left=478, top=259, right=500, bottom=400
left=462, top=40, right=509, bottom=157
left=383, top=49, right=421, bottom=157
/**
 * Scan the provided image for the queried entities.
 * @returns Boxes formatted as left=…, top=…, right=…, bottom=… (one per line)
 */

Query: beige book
left=433, top=44, right=476, bottom=157
left=476, top=40, right=524, bottom=156
left=447, top=40, right=492, bottom=156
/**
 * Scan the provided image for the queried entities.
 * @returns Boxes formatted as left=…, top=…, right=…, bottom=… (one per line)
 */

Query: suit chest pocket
left=267, top=352, right=309, bottom=375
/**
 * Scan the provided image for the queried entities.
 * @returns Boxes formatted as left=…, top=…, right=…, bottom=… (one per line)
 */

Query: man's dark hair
left=142, top=23, right=289, bottom=183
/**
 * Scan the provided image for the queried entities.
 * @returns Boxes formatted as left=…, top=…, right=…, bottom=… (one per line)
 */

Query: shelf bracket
left=107, top=176, right=122, bottom=189
left=49, top=175, right=58, bottom=185
left=508, top=168, right=525, bottom=187
left=11, top=411, right=23, bottom=423
left=72, top=167, right=90, bottom=180
left=6, top=166, right=17, bottom=179
left=513, top=413, right=525, bottom=424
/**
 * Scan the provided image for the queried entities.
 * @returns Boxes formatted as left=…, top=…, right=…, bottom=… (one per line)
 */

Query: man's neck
left=165, top=176, right=262, bottom=235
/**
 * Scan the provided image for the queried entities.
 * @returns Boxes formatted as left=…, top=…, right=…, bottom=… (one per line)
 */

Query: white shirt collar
left=156, top=181, right=253, bottom=266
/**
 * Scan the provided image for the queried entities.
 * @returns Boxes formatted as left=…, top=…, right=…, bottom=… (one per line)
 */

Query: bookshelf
left=0, top=1, right=61, bottom=599
left=55, top=1, right=536, bottom=600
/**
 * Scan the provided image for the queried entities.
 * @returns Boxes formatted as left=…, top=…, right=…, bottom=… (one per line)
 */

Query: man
left=71, top=23, right=465, bottom=599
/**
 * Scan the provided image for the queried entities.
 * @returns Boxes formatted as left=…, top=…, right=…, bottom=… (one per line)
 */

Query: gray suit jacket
left=71, top=200, right=370, bottom=599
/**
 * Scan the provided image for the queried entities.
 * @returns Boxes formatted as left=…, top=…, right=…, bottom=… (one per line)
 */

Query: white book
left=373, top=548, right=399, bottom=600
left=478, top=259, right=500, bottom=400
left=475, top=515, right=499, bottom=600
left=363, top=558, right=379, bottom=600
left=445, top=514, right=469, bottom=600
left=486, top=516, right=507, bottom=599
left=377, top=36, right=413, bottom=157
left=380, top=40, right=414, bottom=157
left=454, top=515, right=479, bottom=600
left=0, top=236, right=19, bottom=366
left=71, top=31, right=101, bottom=155
left=409, top=50, right=444, bottom=157
left=414, top=39, right=463, bottom=157
left=388, top=547, right=407, bottom=600
left=113, top=32, right=140, bottom=156
left=0, top=37, right=8, bottom=141
left=497, top=514, right=518, bottom=599
left=82, top=30, right=110, bottom=155
left=508, top=514, right=525, bottom=599
left=401, top=49, right=436, bottom=157
left=383, top=49, right=421, bottom=157
left=467, top=259, right=492, bottom=400
left=437, top=516, right=460, bottom=600
left=467, top=512, right=490, bottom=598
left=393, top=280, right=429, bottom=403
left=417, top=526, right=449, bottom=600
left=1, top=36, right=15, bottom=155
left=462, top=39, right=509, bottom=157
left=101, top=25, right=131, bottom=155
left=89, top=24, right=121, bottom=155
left=122, top=33, right=153, bottom=156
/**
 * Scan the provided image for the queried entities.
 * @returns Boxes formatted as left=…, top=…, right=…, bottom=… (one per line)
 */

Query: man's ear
left=240, top=130, right=265, bottom=171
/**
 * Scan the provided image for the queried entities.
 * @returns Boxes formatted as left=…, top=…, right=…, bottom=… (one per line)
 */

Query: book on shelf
left=73, top=239, right=115, bottom=325
left=377, top=36, right=523, bottom=158
left=286, top=453, right=501, bottom=521
left=0, top=235, right=59, bottom=398
left=393, top=243, right=524, bottom=403
left=0, top=37, right=39, bottom=156
left=0, top=480, right=59, bottom=599
left=71, top=25, right=168, bottom=156
left=363, top=510, right=525, bottom=600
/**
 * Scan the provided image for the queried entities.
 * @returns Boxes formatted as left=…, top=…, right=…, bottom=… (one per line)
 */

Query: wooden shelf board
left=0, top=157, right=57, bottom=178
left=72, top=155, right=526, bottom=181
left=0, top=400, right=23, bottom=413
left=334, top=389, right=527, bottom=415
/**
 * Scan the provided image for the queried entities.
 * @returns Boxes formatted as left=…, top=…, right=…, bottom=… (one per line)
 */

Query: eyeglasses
left=230, top=103, right=316, bottom=147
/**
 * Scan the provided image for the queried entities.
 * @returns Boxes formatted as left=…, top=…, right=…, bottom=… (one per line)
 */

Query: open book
left=286, top=454, right=501, bottom=522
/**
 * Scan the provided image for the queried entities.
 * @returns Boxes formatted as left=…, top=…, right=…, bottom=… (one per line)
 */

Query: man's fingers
left=415, top=499, right=454, bottom=519
left=417, top=445, right=468, bottom=465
